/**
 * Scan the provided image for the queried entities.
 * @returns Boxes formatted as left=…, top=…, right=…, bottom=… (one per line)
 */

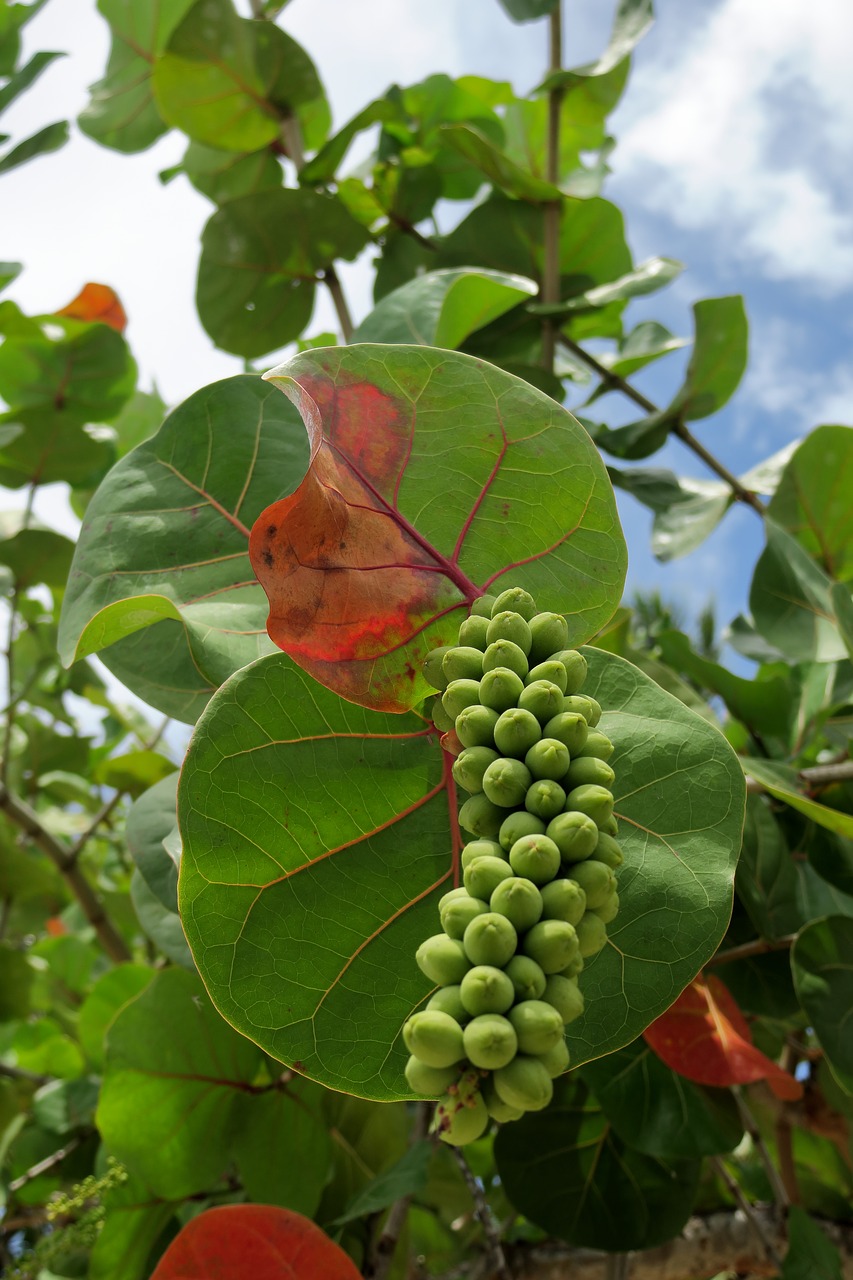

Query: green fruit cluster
left=404, top=587, right=623, bottom=1146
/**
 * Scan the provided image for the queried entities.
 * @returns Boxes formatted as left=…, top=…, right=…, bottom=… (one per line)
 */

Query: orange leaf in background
left=56, top=283, right=127, bottom=332
left=45, top=917, right=67, bottom=936
left=644, top=973, right=803, bottom=1101
left=150, top=1204, right=362, bottom=1280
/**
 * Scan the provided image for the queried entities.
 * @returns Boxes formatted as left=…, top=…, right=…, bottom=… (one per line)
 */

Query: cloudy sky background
left=4, top=0, right=853, bottom=655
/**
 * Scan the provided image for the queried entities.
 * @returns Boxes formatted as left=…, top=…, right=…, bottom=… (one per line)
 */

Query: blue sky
left=4, top=0, right=852, bottom=651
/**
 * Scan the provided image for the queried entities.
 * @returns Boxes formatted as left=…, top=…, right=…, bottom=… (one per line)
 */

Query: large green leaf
left=178, top=646, right=744, bottom=1098
left=781, top=1207, right=843, bottom=1280
left=175, top=139, right=283, bottom=205
left=233, top=1079, right=330, bottom=1217
left=89, top=1171, right=177, bottom=1280
left=197, top=190, right=369, bottom=357
left=750, top=521, right=849, bottom=664
left=494, top=1080, right=700, bottom=1250
left=656, top=629, right=790, bottom=738
left=0, top=317, right=136, bottom=427
left=791, top=916, right=853, bottom=1095
left=607, top=466, right=732, bottom=559
left=0, top=511, right=75, bottom=589
left=352, top=269, right=537, bottom=348
left=58, top=375, right=309, bottom=722
left=743, top=758, right=853, bottom=840
left=767, top=425, right=853, bottom=582
left=438, top=123, right=561, bottom=201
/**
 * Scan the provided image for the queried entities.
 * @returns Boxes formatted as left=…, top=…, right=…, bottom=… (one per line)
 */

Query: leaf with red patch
left=643, top=974, right=803, bottom=1101
left=249, top=345, right=625, bottom=712
left=150, top=1204, right=361, bottom=1280
left=56, top=282, right=127, bottom=332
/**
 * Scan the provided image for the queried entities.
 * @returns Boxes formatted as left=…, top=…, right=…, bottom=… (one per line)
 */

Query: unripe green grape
left=430, top=697, right=456, bottom=733
left=463, top=912, right=518, bottom=967
left=494, top=708, right=541, bottom=758
left=543, top=711, right=588, bottom=756
left=518, top=679, right=564, bottom=724
left=576, top=911, right=608, bottom=958
left=463, top=1013, right=518, bottom=1069
left=487, top=610, right=532, bottom=655
left=442, top=646, right=485, bottom=684
left=427, top=985, right=470, bottom=1024
left=523, top=919, right=579, bottom=974
left=442, top=679, right=481, bottom=721
left=569, top=860, right=616, bottom=909
left=439, top=886, right=469, bottom=911
left=575, top=729, right=615, bottom=761
left=493, top=1055, right=553, bottom=1112
left=590, top=832, right=623, bottom=868
left=482, top=757, right=532, bottom=808
left=463, top=855, right=514, bottom=901
left=483, top=639, right=528, bottom=679
left=499, top=809, right=546, bottom=851
left=566, top=784, right=614, bottom=828
left=566, top=756, right=615, bottom=789
left=508, top=999, right=564, bottom=1055
left=504, top=954, right=547, bottom=1002
left=537, top=1037, right=570, bottom=1078
left=435, top=1089, right=490, bottom=1146
left=491, top=587, right=537, bottom=621
left=599, top=814, right=619, bottom=837
left=470, top=594, right=497, bottom=618
left=456, top=704, right=499, bottom=749
left=593, top=892, right=620, bottom=925
left=545, top=811, right=599, bottom=864
left=458, top=793, right=504, bottom=838
left=405, top=1056, right=460, bottom=1096
left=460, top=965, right=516, bottom=1016
left=525, top=779, right=567, bottom=821
left=539, top=877, right=586, bottom=927
left=403, top=1010, right=466, bottom=1067
left=490, top=875, right=543, bottom=932
left=509, top=833, right=561, bottom=885
left=416, top=935, right=471, bottom=986
left=458, top=614, right=490, bottom=649
left=550, top=649, right=588, bottom=695
left=561, top=952, right=585, bottom=979
left=423, top=645, right=453, bottom=691
left=453, top=746, right=500, bottom=795
left=479, top=667, right=525, bottom=713
left=460, top=839, right=506, bottom=869
left=525, top=659, right=568, bottom=692
left=528, top=612, right=569, bottom=664
left=525, top=737, right=570, bottom=782
left=482, top=1075, right=524, bottom=1122
left=441, top=895, right=489, bottom=940
left=563, top=694, right=601, bottom=727
left=543, top=974, right=584, bottom=1024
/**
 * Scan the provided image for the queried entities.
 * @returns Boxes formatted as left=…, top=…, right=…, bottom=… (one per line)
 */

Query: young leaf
left=766, top=424, right=853, bottom=581
left=791, top=916, right=853, bottom=1095
left=250, top=345, right=625, bottom=711
left=0, top=50, right=63, bottom=116
left=596, top=320, right=688, bottom=380
left=669, top=296, right=749, bottom=422
left=332, top=1140, right=431, bottom=1226
left=0, top=119, right=68, bottom=174
left=750, top=520, right=849, bottom=663
left=537, top=0, right=654, bottom=87
left=530, top=257, right=682, bottom=315
left=643, top=974, right=802, bottom=1100
left=743, top=757, right=853, bottom=839
left=352, top=268, right=537, bottom=349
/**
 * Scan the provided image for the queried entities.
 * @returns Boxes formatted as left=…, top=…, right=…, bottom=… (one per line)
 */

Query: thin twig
left=8, top=1135, right=86, bottom=1193
left=774, top=1047, right=801, bottom=1206
left=452, top=1147, right=511, bottom=1280
left=556, top=333, right=765, bottom=514
left=0, top=1062, right=51, bottom=1085
left=366, top=1103, right=433, bottom=1280
left=323, top=267, right=354, bottom=343
left=799, top=759, right=853, bottom=786
left=707, top=934, right=796, bottom=968
left=709, top=1156, right=782, bottom=1269
left=541, top=6, right=563, bottom=374
left=734, top=1090, right=790, bottom=1210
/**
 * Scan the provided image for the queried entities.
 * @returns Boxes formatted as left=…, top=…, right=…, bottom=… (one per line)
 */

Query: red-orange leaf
left=644, top=974, right=802, bottom=1101
left=56, top=282, right=127, bottom=332
left=150, top=1204, right=362, bottom=1280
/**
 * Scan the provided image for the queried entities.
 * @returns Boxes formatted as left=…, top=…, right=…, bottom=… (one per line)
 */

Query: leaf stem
left=541, top=4, right=563, bottom=375
left=707, top=934, right=796, bottom=967
left=8, top=1135, right=87, bottom=1194
left=452, top=1146, right=511, bottom=1280
left=709, top=1155, right=782, bottom=1268
left=734, top=1090, right=790, bottom=1210
left=774, top=1046, right=801, bottom=1206
left=365, top=1102, right=432, bottom=1280
left=798, top=759, right=853, bottom=786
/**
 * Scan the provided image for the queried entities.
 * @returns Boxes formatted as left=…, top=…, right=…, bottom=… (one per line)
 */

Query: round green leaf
left=352, top=268, right=538, bottom=348
left=768, top=424, right=853, bottom=583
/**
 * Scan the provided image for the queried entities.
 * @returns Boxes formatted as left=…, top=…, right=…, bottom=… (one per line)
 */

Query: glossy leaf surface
left=352, top=268, right=537, bottom=348
left=767, top=424, right=853, bottom=582
left=743, top=757, right=853, bottom=839
left=750, top=521, right=849, bottom=663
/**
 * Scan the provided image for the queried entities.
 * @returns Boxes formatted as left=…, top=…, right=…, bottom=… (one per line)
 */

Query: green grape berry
left=491, top=587, right=536, bottom=620
left=463, top=1013, right=518, bottom=1069
left=487, top=610, right=532, bottom=655
left=563, top=694, right=601, bottom=727
left=594, top=891, right=620, bottom=924
left=456, top=704, right=500, bottom=749
left=539, top=877, right=586, bottom=927
left=537, top=1037, right=570, bottom=1078
left=545, top=811, right=599, bottom=863
left=460, top=839, right=506, bottom=869
left=543, top=711, right=588, bottom=756
left=403, top=1010, right=466, bottom=1067
left=525, top=659, right=568, bottom=692
left=566, top=783, right=614, bottom=828
left=416, top=935, right=471, bottom=986
left=470, top=594, right=497, bottom=618
left=561, top=952, right=585, bottom=978
left=525, top=779, right=567, bottom=821
left=435, top=1087, right=490, bottom=1146
left=482, top=757, right=533, bottom=808
left=493, top=1055, right=553, bottom=1112
left=463, top=912, right=518, bottom=967
left=566, top=756, right=615, bottom=789
left=442, top=646, right=485, bottom=683
left=427, top=985, right=470, bottom=1024
left=458, top=793, right=505, bottom=838
left=463, top=855, right=514, bottom=900
left=525, top=737, right=570, bottom=782
left=460, top=965, right=516, bottom=1016
left=575, top=729, right=614, bottom=761
left=479, top=667, right=525, bottom=713
left=442, top=679, right=481, bottom=721
left=490, top=875, right=543, bottom=932
left=576, top=912, right=609, bottom=958
left=423, top=646, right=453, bottom=691
left=528, top=612, right=569, bottom=664
left=508, top=999, right=564, bottom=1055
left=440, top=894, right=489, bottom=940
left=499, top=809, right=546, bottom=851
left=458, top=614, right=491, bottom=649
left=543, top=974, right=584, bottom=1024
left=439, top=886, right=468, bottom=911
left=599, top=814, right=619, bottom=837
left=494, top=708, right=541, bottom=758
left=483, top=639, right=528, bottom=680
left=590, top=831, right=623, bottom=869
left=508, top=833, right=561, bottom=885
left=518, top=679, right=564, bottom=724
left=482, top=1075, right=524, bottom=1122
left=430, top=696, right=455, bottom=732
left=569, top=860, right=617, bottom=909
left=523, top=919, right=579, bottom=974
left=550, top=649, right=588, bottom=695
left=504, top=954, right=547, bottom=1002
left=452, top=746, right=500, bottom=795
left=405, top=1056, right=460, bottom=1096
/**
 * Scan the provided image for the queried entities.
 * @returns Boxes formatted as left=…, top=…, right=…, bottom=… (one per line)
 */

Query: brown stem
left=0, top=785, right=131, bottom=963
left=775, top=1047, right=801, bottom=1206
left=710, top=1156, right=782, bottom=1269
left=0, top=1062, right=51, bottom=1085
left=799, top=760, right=853, bottom=786
left=365, top=1103, right=432, bottom=1280
left=452, top=1146, right=511, bottom=1280
left=556, top=333, right=765, bottom=514
left=323, top=267, right=354, bottom=343
left=735, top=1090, right=790, bottom=1210
left=541, top=5, right=563, bottom=374
left=707, top=934, right=796, bottom=968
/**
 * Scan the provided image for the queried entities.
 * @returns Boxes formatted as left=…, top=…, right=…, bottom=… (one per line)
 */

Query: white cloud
left=615, top=0, right=853, bottom=292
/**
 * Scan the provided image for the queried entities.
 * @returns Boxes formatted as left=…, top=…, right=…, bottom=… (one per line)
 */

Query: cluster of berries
left=403, top=587, right=622, bottom=1145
